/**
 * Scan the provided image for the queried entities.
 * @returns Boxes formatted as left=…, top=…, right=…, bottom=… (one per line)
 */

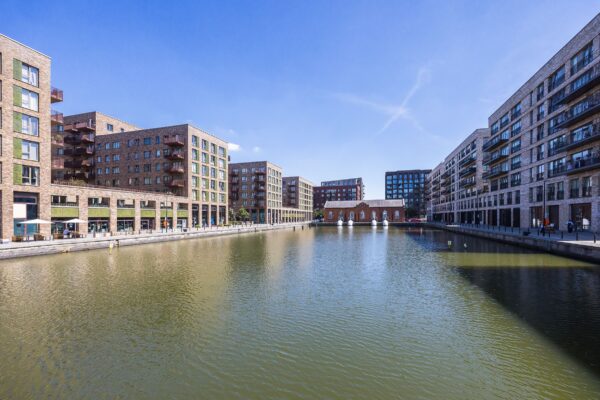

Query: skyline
left=2, top=0, right=599, bottom=198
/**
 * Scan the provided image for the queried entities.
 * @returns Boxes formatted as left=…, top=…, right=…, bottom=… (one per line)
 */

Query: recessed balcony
left=562, top=63, right=600, bottom=103
left=566, top=156, right=600, bottom=175
left=51, top=87, right=63, bottom=103
left=459, top=166, right=476, bottom=178
left=563, top=122, right=600, bottom=151
left=554, top=92, right=600, bottom=130
left=458, top=154, right=477, bottom=167
left=51, top=159, right=64, bottom=169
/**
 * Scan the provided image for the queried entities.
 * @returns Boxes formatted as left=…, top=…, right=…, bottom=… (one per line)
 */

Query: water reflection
left=1, top=227, right=600, bottom=399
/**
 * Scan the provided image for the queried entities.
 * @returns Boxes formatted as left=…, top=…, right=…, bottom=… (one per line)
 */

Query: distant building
left=323, top=200, right=405, bottom=223
left=313, top=178, right=364, bottom=210
left=385, top=169, right=430, bottom=217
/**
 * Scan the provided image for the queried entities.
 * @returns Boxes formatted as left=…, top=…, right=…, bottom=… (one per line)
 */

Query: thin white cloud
left=252, top=146, right=261, bottom=153
left=331, top=65, right=432, bottom=136
left=228, top=143, right=241, bottom=152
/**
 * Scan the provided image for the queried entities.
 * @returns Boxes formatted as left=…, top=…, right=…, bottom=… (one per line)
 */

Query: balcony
left=564, top=122, right=600, bottom=151
left=482, top=152, right=508, bottom=166
left=168, top=180, right=185, bottom=188
left=459, top=178, right=476, bottom=188
left=566, top=156, right=600, bottom=175
left=64, top=146, right=94, bottom=157
left=64, top=159, right=92, bottom=169
left=458, top=166, right=476, bottom=178
left=51, top=110, right=63, bottom=125
left=51, top=159, right=64, bottom=169
left=548, top=165, right=567, bottom=177
left=482, top=135, right=509, bottom=152
left=165, top=135, right=185, bottom=147
left=482, top=167, right=509, bottom=180
left=168, top=163, right=185, bottom=174
left=51, top=135, right=64, bottom=147
left=64, top=121, right=95, bottom=132
left=458, top=153, right=476, bottom=167
left=255, top=170, right=266, bottom=175
left=254, top=185, right=266, bottom=192
left=562, top=63, right=600, bottom=103
left=166, top=151, right=185, bottom=160
left=64, top=171, right=93, bottom=181
left=548, top=139, right=568, bottom=156
left=554, top=92, right=600, bottom=130
left=441, top=170, right=451, bottom=178
left=51, top=87, right=63, bottom=103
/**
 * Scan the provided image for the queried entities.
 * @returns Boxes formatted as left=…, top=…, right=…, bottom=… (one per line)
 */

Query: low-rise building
left=323, top=199, right=405, bottom=223
left=313, top=178, right=364, bottom=210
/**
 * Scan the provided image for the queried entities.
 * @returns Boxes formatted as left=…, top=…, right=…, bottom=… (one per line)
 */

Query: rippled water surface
left=2, top=226, right=600, bottom=399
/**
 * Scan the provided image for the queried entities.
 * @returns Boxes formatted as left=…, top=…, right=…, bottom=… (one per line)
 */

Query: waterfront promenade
left=0, top=222, right=310, bottom=260
left=430, top=222, right=600, bottom=263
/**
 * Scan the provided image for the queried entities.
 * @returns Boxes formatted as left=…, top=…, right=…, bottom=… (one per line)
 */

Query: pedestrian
left=567, top=219, right=574, bottom=233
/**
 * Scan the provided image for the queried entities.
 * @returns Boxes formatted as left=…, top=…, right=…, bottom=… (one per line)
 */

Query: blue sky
left=3, top=1, right=599, bottom=198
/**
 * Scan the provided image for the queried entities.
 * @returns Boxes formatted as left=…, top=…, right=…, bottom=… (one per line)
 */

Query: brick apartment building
left=0, top=34, right=55, bottom=238
left=229, top=161, right=314, bottom=223
left=0, top=33, right=231, bottom=240
left=428, top=14, right=600, bottom=232
left=427, top=129, right=490, bottom=224
left=313, top=178, right=364, bottom=210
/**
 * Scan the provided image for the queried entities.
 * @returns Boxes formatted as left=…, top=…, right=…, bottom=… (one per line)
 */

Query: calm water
left=1, top=226, right=600, bottom=399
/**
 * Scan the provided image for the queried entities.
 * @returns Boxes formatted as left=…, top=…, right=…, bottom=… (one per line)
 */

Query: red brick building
left=323, top=200, right=405, bottom=223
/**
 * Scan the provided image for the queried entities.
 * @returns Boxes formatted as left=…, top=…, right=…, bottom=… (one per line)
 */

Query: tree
left=228, top=208, right=236, bottom=223
left=405, top=207, right=419, bottom=219
left=313, top=209, right=324, bottom=220
left=237, top=207, right=250, bottom=222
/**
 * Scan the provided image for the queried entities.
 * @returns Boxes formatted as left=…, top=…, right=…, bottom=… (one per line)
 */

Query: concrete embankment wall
left=0, top=223, right=310, bottom=261
left=430, top=224, right=600, bottom=264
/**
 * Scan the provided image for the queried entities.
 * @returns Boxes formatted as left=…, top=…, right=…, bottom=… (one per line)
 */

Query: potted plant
left=34, top=233, right=44, bottom=241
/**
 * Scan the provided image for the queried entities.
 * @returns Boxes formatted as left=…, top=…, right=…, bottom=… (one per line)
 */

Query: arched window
left=338, top=211, right=344, bottom=221
left=382, top=210, right=388, bottom=221
left=349, top=211, right=355, bottom=221
left=394, top=210, right=400, bottom=220
left=328, top=211, right=333, bottom=220
left=360, top=210, right=365, bottom=220
left=371, top=211, right=377, bottom=220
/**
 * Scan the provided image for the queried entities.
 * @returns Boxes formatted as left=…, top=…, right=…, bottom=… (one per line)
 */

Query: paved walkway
left=429, top=222, right=600, bottom=249
left=0, top=222, right=310, bottom=259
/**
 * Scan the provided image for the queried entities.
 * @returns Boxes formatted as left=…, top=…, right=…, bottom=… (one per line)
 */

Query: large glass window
left=21, top=165, right=39, bottom=185
left=21, top=140, right=39, bottom=161
left=20, top=62, right=39, bottom=86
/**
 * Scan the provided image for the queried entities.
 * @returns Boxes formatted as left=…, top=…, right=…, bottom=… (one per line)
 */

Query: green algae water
left=1, top=226, right=600, bottom=399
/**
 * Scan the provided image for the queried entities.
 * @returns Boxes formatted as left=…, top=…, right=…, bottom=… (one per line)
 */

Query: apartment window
left=20, top=165, right=39, bottom=185
left=511, top=102, right=521, bottom=119
left=155, top=163, right=161, bottom=171
left=570, top=179, right=580, bottom=198
left=14, top=60, right=39, bottom=87
left=500, top=113, right=509, bottom=128
left=97, top=168, right=102, bottom=175
left=14, top=86, right=38, bottom=111
left=192, top=135, right=198, bottom=147
left=571, top=42, right=593, bottom=75
left=218, top=146, right=226, bottom=157
left=113, top=154, right=120, bottom=161
left=156, top=176, right=161, bottom=184
left=105, top=167, right=110, bottom=174
left=112, top=167, right=120, bottom=174
left=20, top=140, right=39, bottom=161
left=510, top=172, right=521, bottom=187
left=192, top=162, right=198, bottom=174
left=548, top=66, right=565, bottom=92
left=202, top=139, right=208, bottom=150
left=557, top=182, right=565, bottom=200
left=107, top=123, right=114, bottom=132
left=143, top=164, right=151, bottom=172
left=511, top=138, right=521, bottom=153
left=144, top=151, right=151, bottom=159
left=14, top=112, right=39, bottom=136
left=155, top=150, right=161, bottom=157
left=192, top=149, right=199, bottom=161
left=155, top=136, right=160, bottom=145
left=105, top=143, right=110, bottom=150
left=537, top=104, right=545, bottom=121
left=582, top=176, right=592, bottom=197
left=105, top=155, right=110, bottom=163
left=511, top=155, right=521, bottom=170
left=112, top=141, right=120, bottom=149
left=536, top=83, right=544, bottom=101
left=536, top=144, right=545, bottom=161
left=143, top=137, right=152, bottom=145
left=144, top=177, right=151, bottom=185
